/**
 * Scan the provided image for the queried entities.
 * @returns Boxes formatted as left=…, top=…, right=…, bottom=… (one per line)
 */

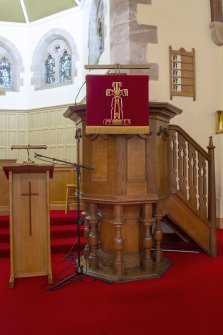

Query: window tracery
left=31, top=29, right=78, bottom=90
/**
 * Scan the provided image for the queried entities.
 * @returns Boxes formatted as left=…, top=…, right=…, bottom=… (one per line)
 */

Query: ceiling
left=0, top=0, right=80, bottom=24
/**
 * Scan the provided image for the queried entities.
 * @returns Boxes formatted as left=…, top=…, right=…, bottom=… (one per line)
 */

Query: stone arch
left=0, top=36, right=24, bottom=91
left=31, top=28, right=79, bottom=89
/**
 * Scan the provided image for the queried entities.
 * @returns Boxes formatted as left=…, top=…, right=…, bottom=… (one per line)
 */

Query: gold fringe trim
left=86, top=126, right=150, bottom=134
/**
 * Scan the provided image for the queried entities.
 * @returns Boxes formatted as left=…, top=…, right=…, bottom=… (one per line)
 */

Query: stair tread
left=0, top=226, right=83, bottom=234
left=0, top=211, right=83, bottom=258
left=51, top=225, right=76, bottom=233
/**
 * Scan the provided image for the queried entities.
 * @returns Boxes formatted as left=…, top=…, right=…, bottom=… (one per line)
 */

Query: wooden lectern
left=3, top=163, right=54, bottom=288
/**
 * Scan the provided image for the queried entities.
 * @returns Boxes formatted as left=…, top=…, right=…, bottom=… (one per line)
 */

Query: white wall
left=0, top=8, right=83, bottom=110
left=138, top=0, right=220, bottom=148
left=0, top=23, right=29, bottom=109
left=0, top=1, right=111, bottom=108
left=0, top=8, right=86, bottom=164
left=0, top=1, right=110, bottom=165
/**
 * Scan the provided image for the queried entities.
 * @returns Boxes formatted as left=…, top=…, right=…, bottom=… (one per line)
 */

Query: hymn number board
left=169, top=46, right=196, bottom=101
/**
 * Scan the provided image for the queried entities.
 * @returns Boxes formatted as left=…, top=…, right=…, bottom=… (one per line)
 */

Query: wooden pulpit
left=3, top=163, right=54, bottom=287
left=64, top=102, right=181, bottom=282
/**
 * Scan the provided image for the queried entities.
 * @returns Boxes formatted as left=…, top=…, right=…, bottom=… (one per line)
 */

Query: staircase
left=0, top=211, right=85, bottom=258
left=158, top=124, right=217, bottom=256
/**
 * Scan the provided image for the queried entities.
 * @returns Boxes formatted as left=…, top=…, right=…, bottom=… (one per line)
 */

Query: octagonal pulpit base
left=81, top=256, right=172, bottom=283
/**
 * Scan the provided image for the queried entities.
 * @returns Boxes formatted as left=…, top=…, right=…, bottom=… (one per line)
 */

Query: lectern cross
left=21, top=181, right=39, bottom=236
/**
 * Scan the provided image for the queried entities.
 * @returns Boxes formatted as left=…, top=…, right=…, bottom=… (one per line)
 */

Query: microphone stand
left=34, top=150, right=94, bottom=290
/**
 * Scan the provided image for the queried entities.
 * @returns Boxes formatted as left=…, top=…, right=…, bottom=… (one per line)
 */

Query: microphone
left=34, top=152, right=42, bottom=158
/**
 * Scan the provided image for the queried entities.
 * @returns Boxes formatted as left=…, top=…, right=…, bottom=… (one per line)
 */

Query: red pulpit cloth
left=86, top=74, right=149, bottom=134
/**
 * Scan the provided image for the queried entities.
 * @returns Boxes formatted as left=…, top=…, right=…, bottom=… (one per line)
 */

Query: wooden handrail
left=168, top=125, right=216, bottom=227
left=169, top=124, right=210, bottom=161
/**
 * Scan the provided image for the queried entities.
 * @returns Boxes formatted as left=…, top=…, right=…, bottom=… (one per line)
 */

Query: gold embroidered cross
left=106, top=82, right=128, bottom=121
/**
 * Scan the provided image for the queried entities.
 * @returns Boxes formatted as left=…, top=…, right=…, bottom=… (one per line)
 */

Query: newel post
left=207, top=136, right=217, bottom=256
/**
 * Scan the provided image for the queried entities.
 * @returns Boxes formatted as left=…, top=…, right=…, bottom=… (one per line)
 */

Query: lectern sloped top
left=3, top=163, right=54, bottom=179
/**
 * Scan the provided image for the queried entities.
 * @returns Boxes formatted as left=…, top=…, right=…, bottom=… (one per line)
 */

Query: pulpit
left=64, top=102, right=181, bottom=282
left=3, top=163, right=54, bottom=287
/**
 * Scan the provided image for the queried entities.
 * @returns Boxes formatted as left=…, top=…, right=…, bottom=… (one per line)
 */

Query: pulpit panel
left=127, top=136, right=147, bottom=196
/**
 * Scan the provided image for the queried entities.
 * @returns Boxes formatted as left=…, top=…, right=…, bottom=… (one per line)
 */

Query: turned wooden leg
left=113, top=205, right=124, bottom=276
left=142, top=203, right=154, bottom=271
left=153, top=214, right=163, bottom=262
left=88, top=203, right=99, bottom=269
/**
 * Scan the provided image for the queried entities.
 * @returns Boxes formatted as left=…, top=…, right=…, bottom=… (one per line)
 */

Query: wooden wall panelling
left=0, top=159, right=17, bottom=215
left=0, top=111, right=27, bottom=162
left=28, top=106, right=76, bottom=164
left=0, top=162, right=77, bottom=214
left=49, top=164, right=76, bottom=210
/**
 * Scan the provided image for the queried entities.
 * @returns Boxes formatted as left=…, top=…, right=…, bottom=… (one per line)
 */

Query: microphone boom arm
left=34, top=153, right=94, bottom=171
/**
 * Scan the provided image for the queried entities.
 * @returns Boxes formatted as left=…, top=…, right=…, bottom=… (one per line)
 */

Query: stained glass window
left=45, top=54, right=55, bottom=84
left=0, top=57, right=12, bottom=89
left=38, top=38, right=74, bottom=89
left=59, top=50, right=71, bottom=83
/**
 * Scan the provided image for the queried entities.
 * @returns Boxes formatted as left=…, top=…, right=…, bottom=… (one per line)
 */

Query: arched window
left=0, top=37, right=23, bottom=92
left=31, top=29, right=78, bottom=90
left=0, top=57, right=12, bottom=89
left=43, top=40, right=72, bottom=87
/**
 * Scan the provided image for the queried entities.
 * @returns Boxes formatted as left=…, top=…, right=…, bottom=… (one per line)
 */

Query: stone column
left=109, top=0, right=158, bottom=79
left=209, top=0, right=223, bottom=45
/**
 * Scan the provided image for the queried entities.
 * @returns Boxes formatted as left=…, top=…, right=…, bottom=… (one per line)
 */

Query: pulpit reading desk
left=3, top=163, right=54, bottom=288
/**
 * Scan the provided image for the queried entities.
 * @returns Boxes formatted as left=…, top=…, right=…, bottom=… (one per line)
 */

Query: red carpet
left=0, top=210, right=85, bottom=258
left=1, top=245, right=223, bottom=335
left=0, top=213, right=223, bottom=335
